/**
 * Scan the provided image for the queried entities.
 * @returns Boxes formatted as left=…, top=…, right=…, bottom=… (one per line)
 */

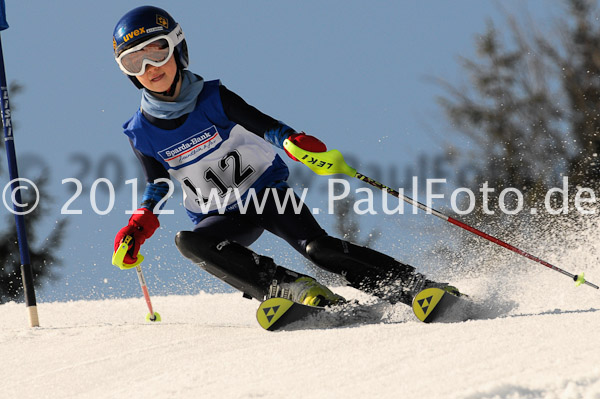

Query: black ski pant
left=175, top=187, right=416, bottom=300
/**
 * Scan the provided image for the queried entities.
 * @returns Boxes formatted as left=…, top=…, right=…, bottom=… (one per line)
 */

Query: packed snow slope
left=4, top=214, right=600, bottom=398
left=2, top=267, right=600, bottom=399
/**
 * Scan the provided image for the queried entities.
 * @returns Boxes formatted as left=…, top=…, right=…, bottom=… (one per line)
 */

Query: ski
left=256, top=287, right=471, bottom=331
left=256, top=297, right=325, bottom=331
left=256, top=297, right=386, bottom=331
left=411, top=287, right=469, bottom=323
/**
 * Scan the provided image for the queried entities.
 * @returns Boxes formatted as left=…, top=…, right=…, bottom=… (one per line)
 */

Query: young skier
left=112, top=5, right=457, bottom=307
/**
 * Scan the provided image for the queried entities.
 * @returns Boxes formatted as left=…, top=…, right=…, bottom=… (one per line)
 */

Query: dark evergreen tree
left=0, top=82, right=66, bottom=303
left=429, top=0, right=600, bottom=274
left=439, top=0, right=600, bottom=202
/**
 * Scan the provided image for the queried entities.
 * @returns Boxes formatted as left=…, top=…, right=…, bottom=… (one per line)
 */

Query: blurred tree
left=423, top=0, right=600, bottom=279
left=0, top=82, right=67, bottom=303
left=438, top=0, right=600, bottom=209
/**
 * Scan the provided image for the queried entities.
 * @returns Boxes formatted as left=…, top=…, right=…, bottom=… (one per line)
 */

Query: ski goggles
left=115, top=25, right=184, bottom=76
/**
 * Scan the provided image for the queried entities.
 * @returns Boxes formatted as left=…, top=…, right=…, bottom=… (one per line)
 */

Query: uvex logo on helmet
left=122, top=27, right=146, bottom=43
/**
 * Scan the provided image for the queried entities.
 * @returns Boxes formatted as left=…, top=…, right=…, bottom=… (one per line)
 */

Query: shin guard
left=175, top=231, right=309, bottom=301
left=306, top=235, right=418, bottom=296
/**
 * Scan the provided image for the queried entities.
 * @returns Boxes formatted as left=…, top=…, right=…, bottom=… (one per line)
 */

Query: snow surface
left=3, top=216, right=600, bottom=398
left=2, top=271, right=600, bottom=399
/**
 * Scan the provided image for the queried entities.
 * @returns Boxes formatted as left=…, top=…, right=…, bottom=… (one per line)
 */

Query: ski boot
left=424, top=281, right=462, bottom=297
left=304, top=235, right=462, bottom=304
left=379, top=273, right=463, bottom=306
left=269, top=276, right=345, bottom=307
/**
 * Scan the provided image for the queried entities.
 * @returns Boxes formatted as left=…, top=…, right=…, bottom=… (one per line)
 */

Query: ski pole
left=134, top=263, right=160, bottom=322
left=0, top=7, right=39, bottom=327
left=112, top=236, right=161, bottom=321
left=283, top=139, right=599, bottom=290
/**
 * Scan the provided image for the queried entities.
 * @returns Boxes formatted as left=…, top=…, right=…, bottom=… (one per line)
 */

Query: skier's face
left=136, top=54, right=178, bottom=95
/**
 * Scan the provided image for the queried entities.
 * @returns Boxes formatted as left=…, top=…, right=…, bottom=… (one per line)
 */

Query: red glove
left=113, top=208, right=160, bottom=265
left=285, top=132, right=327, bottom=161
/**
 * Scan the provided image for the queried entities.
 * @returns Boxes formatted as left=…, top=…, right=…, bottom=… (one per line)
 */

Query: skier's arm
left=219, top=85, right=326, bottom=159
left=112, top=143, right=169, bottom=265
left=219, top=84, right=292, bottom=144
left=130, top=141, right=171, bottom=211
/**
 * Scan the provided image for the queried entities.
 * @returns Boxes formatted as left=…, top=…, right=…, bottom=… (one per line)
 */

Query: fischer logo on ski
left=262, top=305, right=281, bottom=323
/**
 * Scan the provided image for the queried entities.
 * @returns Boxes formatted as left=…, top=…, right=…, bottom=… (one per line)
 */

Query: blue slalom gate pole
left=0, top=2, right=39, bottom=327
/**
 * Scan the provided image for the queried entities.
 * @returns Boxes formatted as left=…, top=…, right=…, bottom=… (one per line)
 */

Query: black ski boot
left=305, top=235, right=461, bottom=305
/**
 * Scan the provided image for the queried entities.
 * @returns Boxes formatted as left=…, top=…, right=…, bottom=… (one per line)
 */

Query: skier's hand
left=285, top=132, right=327, bottom=161
left=113, top=208, right=160, bottom=265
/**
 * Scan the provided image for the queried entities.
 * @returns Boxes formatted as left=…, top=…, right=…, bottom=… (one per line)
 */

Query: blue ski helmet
left=113, top=6, right=189, bottom=87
